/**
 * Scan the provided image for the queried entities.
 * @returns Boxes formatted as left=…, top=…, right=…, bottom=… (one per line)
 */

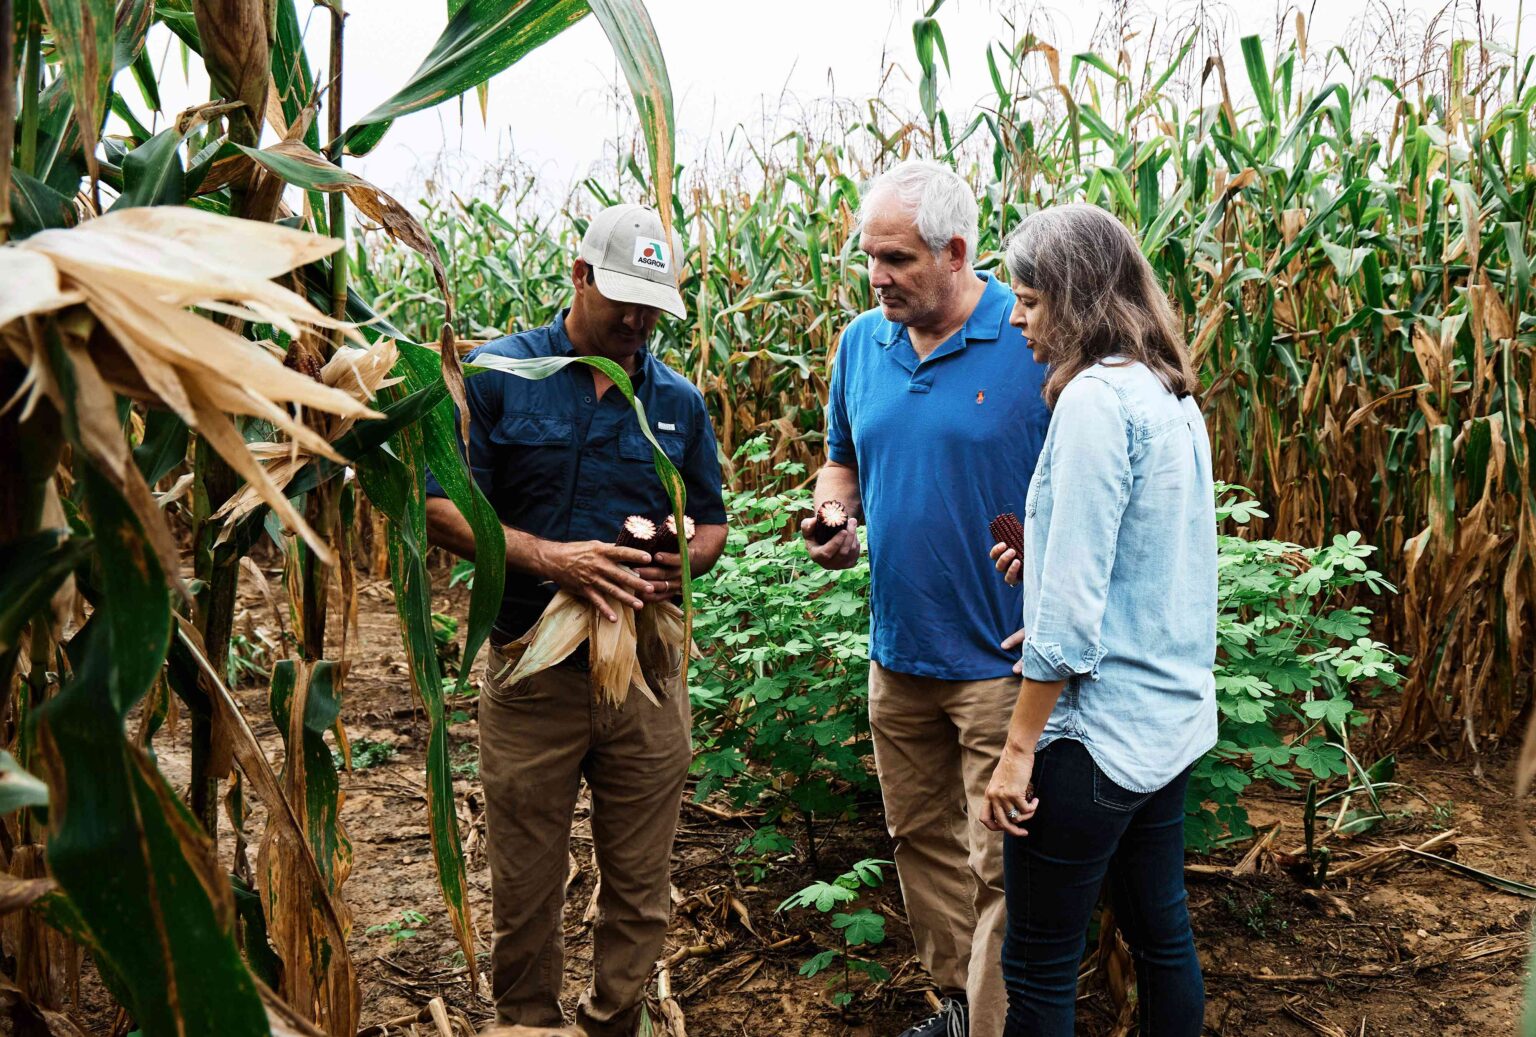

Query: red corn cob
left=811, top=500, right=851, bottom=545
left=989, top=512, right=1024, bottom=558
left=654, top=513, right=695, bottom=554
left=615, top=514, right=658, bottom=551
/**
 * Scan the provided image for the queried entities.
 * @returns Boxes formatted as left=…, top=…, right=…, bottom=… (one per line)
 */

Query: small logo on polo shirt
left=658, top=421, right=676, bottom=431
left=976, top=390, right=986, bottom=404
left=633, top=238, right=669, bottom=273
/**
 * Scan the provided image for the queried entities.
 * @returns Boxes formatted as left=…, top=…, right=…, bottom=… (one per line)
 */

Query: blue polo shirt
left=826, top=272, right=1050, bottom=679
left=426, top=311, right=726, bottom=641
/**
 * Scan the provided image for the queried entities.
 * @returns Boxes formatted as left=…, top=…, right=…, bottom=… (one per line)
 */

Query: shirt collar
left=873, top=271, right=1010, bottom=348
left=552, top=308, right=651, bottom=386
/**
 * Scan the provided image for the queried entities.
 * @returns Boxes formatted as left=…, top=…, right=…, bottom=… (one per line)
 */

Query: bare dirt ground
left=138, top=563, right=1534, bottom=1036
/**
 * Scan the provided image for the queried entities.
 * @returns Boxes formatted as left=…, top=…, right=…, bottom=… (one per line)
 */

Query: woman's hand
left=989, top=541, right=1022, bottom=585
left=981, top=745, right=1039, bottom=837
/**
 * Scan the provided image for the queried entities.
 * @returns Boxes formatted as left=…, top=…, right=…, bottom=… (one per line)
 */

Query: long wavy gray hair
left=1004, top=203, right=1196, bottom=407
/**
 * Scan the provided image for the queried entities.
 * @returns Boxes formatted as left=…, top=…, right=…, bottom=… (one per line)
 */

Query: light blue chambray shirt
left=1020, top=359, right=1219, bottom=793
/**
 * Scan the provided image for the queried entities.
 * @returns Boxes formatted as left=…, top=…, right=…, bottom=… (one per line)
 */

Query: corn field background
left=4, top=0, right=1536, bottom=1033
left=363, top=7, right=1536, bottom=761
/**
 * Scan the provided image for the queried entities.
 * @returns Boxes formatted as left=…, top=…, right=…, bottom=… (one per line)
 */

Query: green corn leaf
left=272, top=0, right=322, bottom=152
left=269, top=660, right=351, bottom=895
left=0, top=751, right=50, bottom=815
left=1140, top=179, right=1191, bottom=259
left=0, top=530, right=93, bottom=656
left=1269, top=177, right=1369, bottom=271
left=230, top=876, right=284, bottom=990
left=1241, top=35, right=1275, bottom=125
left=587, top=0, right=674, bottom=217
left=81, top=473, right=172, bottom=716
left=36, top=471, right=266, bottom=1036
left=1320, top=240, right=1371, bottom=280
left=1070, top=50, right=1122, bottom=84
left=1427, top=424, right=1455, bottom=548
left=112, top=126, right=187, bottom=209
left=352, top=417, right=478, bottom=985
left=37, top=0, right=115, bottom=178
left=344, top=0, right=592, bottom=156
left=1465, top=416, right=1494, bottom=502
left=133, top=410, right=190, bottom=485
left=128, top=38, right=162, bottom=112
left=8, top=170, right=75, bottom=238
left=393, top=340, right=503, bottom=694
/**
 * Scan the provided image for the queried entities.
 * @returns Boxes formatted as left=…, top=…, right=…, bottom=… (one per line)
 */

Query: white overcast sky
left=127, top=0, right=1531, bottom=206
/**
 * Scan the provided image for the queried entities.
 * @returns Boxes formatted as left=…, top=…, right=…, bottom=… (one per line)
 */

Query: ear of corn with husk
left=496, top=595, right=689, bottom=708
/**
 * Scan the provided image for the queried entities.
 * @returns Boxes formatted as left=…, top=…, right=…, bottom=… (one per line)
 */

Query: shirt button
left=584, top=395, right=593, bottom=403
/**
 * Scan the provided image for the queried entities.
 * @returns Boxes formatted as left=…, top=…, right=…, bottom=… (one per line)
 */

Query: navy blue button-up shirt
left=426, top=311, right=727, bottom=640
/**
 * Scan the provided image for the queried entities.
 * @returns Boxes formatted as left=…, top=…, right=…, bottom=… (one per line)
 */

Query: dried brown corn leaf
left=214, top=339, right=401, bottom=527
left=589, top=604, right=638, bottom=707
left=636, top=602, right=688, bottom=704
left=21, top=207, right=338, bottom=310
left=0, top=251, right=81, bottom=327
left=499, top=591, right=589, bottom=687
left=2, top=208, right=390, bottom=561
left=497, top=592, right=687, bottom=709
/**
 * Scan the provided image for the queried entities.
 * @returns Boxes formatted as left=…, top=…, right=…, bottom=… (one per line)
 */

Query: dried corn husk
left=213, top=336, right=402, bottom=527
left=0, top=207, right=383, bottom=569
left=496, top=592, right=590, bottom=687
left=494, top=593, right=689, bottom=708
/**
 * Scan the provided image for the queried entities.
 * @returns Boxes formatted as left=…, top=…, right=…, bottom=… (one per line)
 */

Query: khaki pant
left=868, top=661, right=1012, bottom=1037
left=480, top=645, right=692, bottom=1037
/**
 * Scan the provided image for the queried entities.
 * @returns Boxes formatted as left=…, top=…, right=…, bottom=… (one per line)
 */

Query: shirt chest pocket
left=619, top=426, right=688, bottom=467
left=490, top=412, right=574, bottom=448
left=488, top=413, right=573, bottom=492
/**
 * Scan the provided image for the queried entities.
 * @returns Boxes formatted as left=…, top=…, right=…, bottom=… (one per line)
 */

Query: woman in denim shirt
left=980, top=203, right=1217, bottom=1036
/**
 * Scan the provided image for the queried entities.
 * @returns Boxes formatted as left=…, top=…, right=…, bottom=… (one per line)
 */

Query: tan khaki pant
left=868, top=661, right=1012, bottom=1037
left=480, top=645, right=692, bottom=1037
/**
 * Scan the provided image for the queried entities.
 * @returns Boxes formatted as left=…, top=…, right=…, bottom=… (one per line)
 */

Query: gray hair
left=856, top=160, right=979, bottom=265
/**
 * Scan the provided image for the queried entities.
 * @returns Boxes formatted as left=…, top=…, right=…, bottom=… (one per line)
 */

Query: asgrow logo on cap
left=632, top=238, right=669, bottom=273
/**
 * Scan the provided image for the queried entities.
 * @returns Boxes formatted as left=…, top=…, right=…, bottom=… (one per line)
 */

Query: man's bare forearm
left=688, top=523, right=728, bottom=578
left=814, top=460, right=862, bottom=520
left=424, top=495, right=552, bottom=580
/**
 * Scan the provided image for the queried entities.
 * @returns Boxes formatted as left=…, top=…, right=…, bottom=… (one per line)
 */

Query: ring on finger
left=1006, top=807, right=1022, bottom=821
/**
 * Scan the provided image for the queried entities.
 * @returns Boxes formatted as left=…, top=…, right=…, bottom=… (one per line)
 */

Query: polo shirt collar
left=963, top=271, right=1011, bottom=343
left=552, top=308, right=651, bottom=387
left=873, top=271, right=1011, bottom=356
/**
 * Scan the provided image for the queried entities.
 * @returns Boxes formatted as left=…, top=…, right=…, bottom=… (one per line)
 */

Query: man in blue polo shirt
left=803, top=162, right=1050, bottom=1037
left=425, top=203, right=727, bottom=1036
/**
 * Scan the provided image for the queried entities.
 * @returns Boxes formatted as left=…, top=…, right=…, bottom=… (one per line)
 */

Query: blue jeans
left=1001, top=738, right=1203, bottom=1035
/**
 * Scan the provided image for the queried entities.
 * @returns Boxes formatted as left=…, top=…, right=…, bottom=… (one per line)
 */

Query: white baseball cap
left=578, top=203, right=686, bottom=319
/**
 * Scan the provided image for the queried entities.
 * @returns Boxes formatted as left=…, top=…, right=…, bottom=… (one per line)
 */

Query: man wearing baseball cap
left=425, top=203, right=727, bottom=1035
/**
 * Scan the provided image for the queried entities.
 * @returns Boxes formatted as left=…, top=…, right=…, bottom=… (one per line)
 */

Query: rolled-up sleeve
left=1021, top=376, right=1132, bottom=682
left=825, top=333, right=855, bottom=465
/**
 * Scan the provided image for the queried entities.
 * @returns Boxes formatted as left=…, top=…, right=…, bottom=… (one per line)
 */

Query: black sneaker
left=897, top=997, right=968, bottom=1037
